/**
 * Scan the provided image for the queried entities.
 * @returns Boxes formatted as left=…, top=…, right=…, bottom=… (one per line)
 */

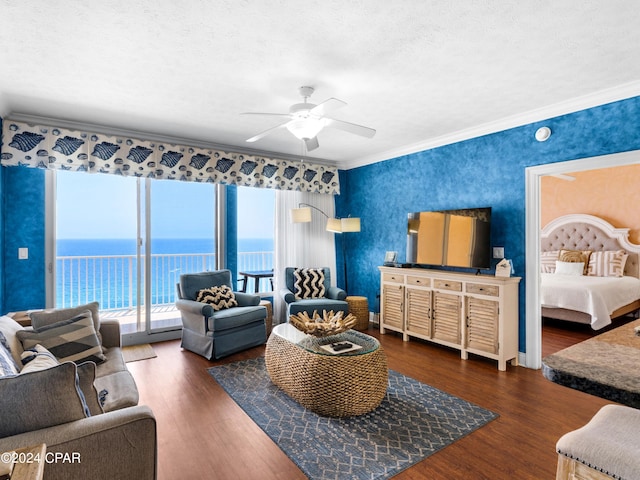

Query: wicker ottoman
left=265, top=323, right=388, bottom=417
left=346, top=296, right=369, bottom=331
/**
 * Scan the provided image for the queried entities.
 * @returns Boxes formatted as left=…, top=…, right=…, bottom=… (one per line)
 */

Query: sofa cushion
left=0, top=332, right=19, bottom=377
left=0, top=315, right=25, bottom=366
left=293, top=268, right=326, bottom=299
left=208, top=305, right=266, bottom=331
left=196, top=285, right=239, bottom=311
left=30, top=301, right=102, bottom=344
left=0, top=361, right=89, bottom=438
left=17, top=311, right=106, bottom=364
left=76, top=361, right=104, bottom=416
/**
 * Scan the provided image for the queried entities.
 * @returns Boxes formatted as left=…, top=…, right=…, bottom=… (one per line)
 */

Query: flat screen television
left=406, top=207, right=492, bottom=270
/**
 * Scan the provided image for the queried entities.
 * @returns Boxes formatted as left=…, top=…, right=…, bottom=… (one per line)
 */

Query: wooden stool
left=259, top=300, right=273, bottom=337
left=346, top=296, right=369, bottom=331
left=556, top=404, right=640, bottom=480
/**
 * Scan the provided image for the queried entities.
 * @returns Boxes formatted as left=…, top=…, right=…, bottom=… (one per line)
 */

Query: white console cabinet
left=378, top=266, right=520, bottom=371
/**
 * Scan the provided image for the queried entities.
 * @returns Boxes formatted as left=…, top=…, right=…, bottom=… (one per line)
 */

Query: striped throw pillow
left=196, top=285, right=238, bottom=311
left=587, top=250, right=628, bottom=277
left=293, top=268, right=326, bottom=299
left=17, top=311, right=106, bottom=364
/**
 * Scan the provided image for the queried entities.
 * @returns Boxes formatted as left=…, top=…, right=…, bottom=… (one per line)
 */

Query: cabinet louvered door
left=466, top=297, right=499, bottom=354
left=406, top=288, right=432, bottom=337
left=382, top=284, right=404, bottom=330
left=432, top=292, right=461, bottom=344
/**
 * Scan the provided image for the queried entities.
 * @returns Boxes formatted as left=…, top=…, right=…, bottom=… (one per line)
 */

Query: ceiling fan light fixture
left=286, top=118, right=325, bottom=140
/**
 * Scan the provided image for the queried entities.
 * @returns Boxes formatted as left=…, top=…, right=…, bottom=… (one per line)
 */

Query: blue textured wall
left=2, top=166, right=46, bottom=311
left=336, top=96, right=640, bottom=351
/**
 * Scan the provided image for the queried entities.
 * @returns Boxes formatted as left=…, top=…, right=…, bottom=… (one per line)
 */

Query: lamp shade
left=341, top=217, right=361, bottom=232
left=290, top=207, right=312, bottom=223
left=286, top=118, right=325, bottom=140
left=326, top=218, right=342, bottom=233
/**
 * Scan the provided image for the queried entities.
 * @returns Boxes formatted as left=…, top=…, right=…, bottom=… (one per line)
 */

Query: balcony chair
left=280, top=267, right=348, bottom=320
left=176, top=270, right=267, bottom=360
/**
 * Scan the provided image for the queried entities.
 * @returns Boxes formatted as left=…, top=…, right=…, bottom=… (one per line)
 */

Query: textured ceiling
left=1, top=1, right=639, bottom=169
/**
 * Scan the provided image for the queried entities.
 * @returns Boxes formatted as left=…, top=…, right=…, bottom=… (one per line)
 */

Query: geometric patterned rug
left=208, top=357, right=498, bottom=480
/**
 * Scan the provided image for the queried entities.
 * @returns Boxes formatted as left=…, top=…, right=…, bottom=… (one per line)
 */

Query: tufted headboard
left=540, top=214, right=640, bottom=279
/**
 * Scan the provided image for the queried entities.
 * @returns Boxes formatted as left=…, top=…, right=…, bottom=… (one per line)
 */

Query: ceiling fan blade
left=309, top=98, right=346, bottom=117
left=304, top=136, right=319, bottom=151
left=246, top=121, right=290, bottom=143
left=324, top=118, right=376, bottom=138
left=240, top=112, right=292, bottom=118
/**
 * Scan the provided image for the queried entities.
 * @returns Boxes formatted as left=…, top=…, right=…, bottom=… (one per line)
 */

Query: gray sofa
left=0, top=306, right=157, bottom=480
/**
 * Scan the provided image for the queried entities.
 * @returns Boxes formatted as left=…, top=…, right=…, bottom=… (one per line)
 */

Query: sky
left=56, top=170, right=274, bottom=239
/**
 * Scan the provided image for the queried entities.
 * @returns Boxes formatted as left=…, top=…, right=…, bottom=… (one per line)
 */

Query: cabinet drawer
left=383, top=273, right=404, bottom=283
left=466, top=283, right=499, bottom=297
left=407, top=275, right=431, bottom=287
left=433, top=279, right=462, bottom=292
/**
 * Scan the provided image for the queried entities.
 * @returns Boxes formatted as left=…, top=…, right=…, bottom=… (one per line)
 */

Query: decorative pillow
left=559, top=249, right=592, bottom=275
left=587, top=250, right=629, bottom=277
left=0, top=315, right=25, bottom=366
left=540, top=250, right=559, bottom=273
left=0, top=361, right=90, bottom=438
left=17, top=311, right=106, bottom=364
left=555, top=261, right=585, bottom=276
left=196, top=285, right=238, bottom=311
left=293, top=268, right=326, bottom=299
left=30, top=302, right=102, bottom=344
left=19, top=344, right=59, bottom=375
left=0, top=332, right=19, bottom=377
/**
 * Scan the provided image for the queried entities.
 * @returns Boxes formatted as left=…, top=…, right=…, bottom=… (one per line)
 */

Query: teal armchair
left=176, top=270, right=267, bottom=360
left=280, top=267, right=348, bottom=320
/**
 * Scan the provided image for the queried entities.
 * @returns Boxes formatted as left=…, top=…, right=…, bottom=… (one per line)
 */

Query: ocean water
left=56, top=238, right=273, bottom=309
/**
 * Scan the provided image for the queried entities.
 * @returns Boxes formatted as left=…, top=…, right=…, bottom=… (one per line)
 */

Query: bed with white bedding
left=540, top=214, right=640, bottom=330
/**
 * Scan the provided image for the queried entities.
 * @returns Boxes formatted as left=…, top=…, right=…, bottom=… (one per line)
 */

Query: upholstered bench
left=556, top=404, right=640, bottom=480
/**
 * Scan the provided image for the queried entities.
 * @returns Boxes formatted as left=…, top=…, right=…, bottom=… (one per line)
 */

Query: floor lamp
left=290, top=203, right=361, bottom=292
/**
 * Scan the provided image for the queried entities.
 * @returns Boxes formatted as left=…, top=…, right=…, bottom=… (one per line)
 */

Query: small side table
left=259, top=299, right=273, bottom=337
left=0, top=443, right=47, bottom=480
left=346, top=296, right=369, bottom=331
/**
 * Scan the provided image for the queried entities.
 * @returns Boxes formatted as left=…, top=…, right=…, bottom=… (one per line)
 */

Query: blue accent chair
left=176, top=270, right=267, bottom=360
left=280, top=267, right=348, bottom=320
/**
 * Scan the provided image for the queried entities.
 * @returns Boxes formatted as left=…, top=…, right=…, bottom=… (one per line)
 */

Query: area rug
left=122, top=344, right=157, bottom=363
left=542, top=318, right=640, bottom=408
left=208, top=357, right=497, bottom=480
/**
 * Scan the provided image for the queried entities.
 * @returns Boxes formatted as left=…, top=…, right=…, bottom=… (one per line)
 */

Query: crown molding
left=342, top=81, right=640, bottom=170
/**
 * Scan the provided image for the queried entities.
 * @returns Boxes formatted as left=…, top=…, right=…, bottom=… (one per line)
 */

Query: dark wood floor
left=126, top=325, right=614, bottom=480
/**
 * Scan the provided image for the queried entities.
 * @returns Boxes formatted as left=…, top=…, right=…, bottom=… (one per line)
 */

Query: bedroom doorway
left=525, top=149, right=640, bottom=369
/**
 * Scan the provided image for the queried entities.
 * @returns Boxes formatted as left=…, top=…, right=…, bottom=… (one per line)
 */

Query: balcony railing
left=56, top=251, right=273, bottom=310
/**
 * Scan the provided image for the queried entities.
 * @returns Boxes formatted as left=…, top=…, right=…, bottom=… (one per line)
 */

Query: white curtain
left=273, top=190, right=338, bottom=324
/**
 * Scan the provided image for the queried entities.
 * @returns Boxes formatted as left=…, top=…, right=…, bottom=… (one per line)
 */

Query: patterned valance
left=0, top=120, right=340, bottom=194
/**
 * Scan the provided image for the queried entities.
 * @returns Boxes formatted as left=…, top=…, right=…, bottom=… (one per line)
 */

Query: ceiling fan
left=242, top=86, right=376, bottom=151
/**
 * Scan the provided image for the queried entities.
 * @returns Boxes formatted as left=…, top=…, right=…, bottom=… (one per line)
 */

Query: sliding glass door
left=53, top=170, right=216, bottom=341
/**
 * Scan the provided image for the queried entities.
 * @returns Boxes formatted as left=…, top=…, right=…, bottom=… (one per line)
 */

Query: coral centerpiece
left=289, top=310, right=357, bottom=337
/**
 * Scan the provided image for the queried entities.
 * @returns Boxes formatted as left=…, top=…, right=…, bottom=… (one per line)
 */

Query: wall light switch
left=493, top=247, right=504, bottom=259
left=18, top=247, right=28, bottom=260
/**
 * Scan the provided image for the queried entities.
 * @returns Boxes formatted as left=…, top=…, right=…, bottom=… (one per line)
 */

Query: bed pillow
left=587, top=250, right=628, bottom=277
left=17, top=311, right=106, bottom=364
left=540, top=251, right=559, bottom=273
left=555, top=261, right=584, bottom=276
left=559, top=249, right=592, bottom=275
